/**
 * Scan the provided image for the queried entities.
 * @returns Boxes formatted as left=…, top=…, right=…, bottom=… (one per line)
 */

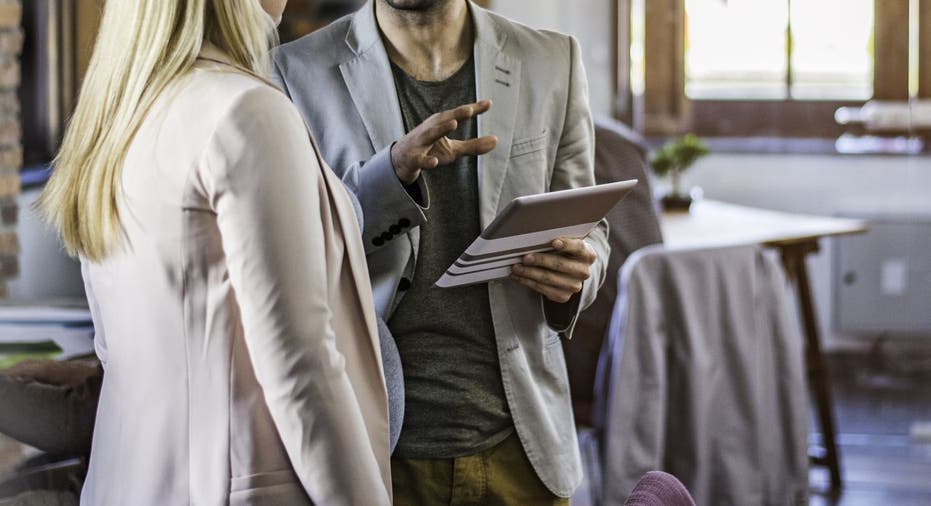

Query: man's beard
left=383, top=0, right=446, bottom=12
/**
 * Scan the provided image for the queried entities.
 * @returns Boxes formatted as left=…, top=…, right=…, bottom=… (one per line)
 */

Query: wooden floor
left=2, top=346, right=931, bottom=504
left=810, top=345, right=931, bottom=506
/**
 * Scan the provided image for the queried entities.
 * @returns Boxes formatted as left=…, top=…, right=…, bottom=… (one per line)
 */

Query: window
left=685, top=0, right=874, bottom=101
left=788, top=0, right=874, bottom=100
left=626, top=0, right=926, bottom=139
left=685, top=0, right=791, bottom=100
left=20, top=1, right=100, bottom=171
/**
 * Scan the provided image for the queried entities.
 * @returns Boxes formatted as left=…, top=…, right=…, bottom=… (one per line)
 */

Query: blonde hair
left=38, top=0, right=278, bottom=261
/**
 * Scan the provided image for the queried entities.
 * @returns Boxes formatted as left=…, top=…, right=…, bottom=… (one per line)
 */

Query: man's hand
left=391, top=100, right=498, bottom=184
left=510, top=238, right=597, bottom=303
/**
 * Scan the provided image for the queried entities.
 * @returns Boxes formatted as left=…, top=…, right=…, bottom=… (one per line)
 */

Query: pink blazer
left=80, top=47, right=391, bottom=505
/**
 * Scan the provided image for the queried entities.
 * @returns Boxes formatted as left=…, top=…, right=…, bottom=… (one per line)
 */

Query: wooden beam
left=75, top=0, right=102, bottom=86
left=919, top=0, right=931, bottom=98
left=642, top=0, right=688, bottom=134
left=614, top=0, right=633, bottom=123
left=874, top=0, right=910, bottom=100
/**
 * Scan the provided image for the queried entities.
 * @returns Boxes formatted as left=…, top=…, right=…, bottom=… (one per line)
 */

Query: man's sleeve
left=339, top=149, right=430, bottom=254
left=270, top=52, right=429, bottom=255
left=543, top=35, right=610, bottom=337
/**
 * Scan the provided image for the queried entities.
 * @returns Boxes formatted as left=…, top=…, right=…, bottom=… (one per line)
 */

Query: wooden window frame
left=625, top=0, right=920, bottom=138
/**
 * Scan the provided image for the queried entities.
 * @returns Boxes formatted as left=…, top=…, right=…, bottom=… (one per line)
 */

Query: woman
left=37, top=1, right=391, bottom=504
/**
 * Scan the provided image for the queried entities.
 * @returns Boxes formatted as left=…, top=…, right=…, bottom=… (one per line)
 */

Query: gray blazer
left=271, top=2, right=609, bottom=497
left=596, top=245, right=809, bottom=505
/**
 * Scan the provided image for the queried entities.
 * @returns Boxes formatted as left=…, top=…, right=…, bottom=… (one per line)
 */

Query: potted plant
left=651, top=134, right=710, bottom=212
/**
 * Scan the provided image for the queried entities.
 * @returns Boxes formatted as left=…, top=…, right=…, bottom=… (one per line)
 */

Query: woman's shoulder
left=186, top=66, right=296, bottom=122
left=138, top=67, right=309, bottom=189
left=184, top=68, right=316, bottom=178
left=163, top=67, right=307, bottom=162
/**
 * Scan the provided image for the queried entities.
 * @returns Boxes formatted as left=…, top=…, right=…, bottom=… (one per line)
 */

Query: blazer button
left=398, top=278, right=412, bottom=292
left=382, top=232, right=393, bottom=242
left=389, top=225, right=401, bottom=234
left=373, top=237, right=385, bottom=247
left=399, top=218, right=411, bottom=228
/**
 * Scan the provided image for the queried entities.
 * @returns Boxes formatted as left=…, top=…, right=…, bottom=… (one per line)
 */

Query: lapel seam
left=470, top=2, right=508, bottom=51
left=477, top=39, right=521, bottom=226
left=307, top=132, right=385, bottom=377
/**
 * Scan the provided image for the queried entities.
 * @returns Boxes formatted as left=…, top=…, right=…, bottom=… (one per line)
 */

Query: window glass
left=630, top=0, right=646, bottom=96
left=790, top=0, right=874, bottom=100
left=685, top=0, right=789, bottom=99
left=684, top=0, right=874, bottom=100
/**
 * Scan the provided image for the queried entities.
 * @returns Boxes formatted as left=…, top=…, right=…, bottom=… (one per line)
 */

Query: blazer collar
left=470, top=1, right=508, bottom=52
left=339, top=7, right=405, bottom=152
left=344, top=1, right=381, bottom=56
left=197, top=42, right=234, bottom=65
left=345, top=1, right=506, bottom=55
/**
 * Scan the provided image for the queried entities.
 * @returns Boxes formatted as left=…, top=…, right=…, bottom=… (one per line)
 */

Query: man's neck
left=375, top=0, right=473, bottom=81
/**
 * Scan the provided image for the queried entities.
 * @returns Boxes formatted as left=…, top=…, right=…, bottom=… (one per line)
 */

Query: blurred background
left=0, top=1, right=929, bottom=505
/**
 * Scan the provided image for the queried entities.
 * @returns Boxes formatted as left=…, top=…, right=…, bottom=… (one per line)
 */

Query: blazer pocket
left=510, top=130, right=548, bottom=158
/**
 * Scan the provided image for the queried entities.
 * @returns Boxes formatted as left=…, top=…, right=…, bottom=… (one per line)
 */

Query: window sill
left=644, top=137, right=930, bottom=156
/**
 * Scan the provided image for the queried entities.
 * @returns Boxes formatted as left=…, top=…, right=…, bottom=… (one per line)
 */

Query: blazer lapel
left=339, top=2, right=405, bottom=152
left=473, top=6, right=522, bottom=228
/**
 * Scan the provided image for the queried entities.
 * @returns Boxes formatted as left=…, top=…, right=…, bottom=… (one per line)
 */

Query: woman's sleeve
left=200, top=85, right=389, bottom=506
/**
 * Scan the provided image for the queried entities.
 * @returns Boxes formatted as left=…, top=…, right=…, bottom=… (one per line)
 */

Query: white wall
left=7, top=187, right=84, bottom=301
left=490, top=0, right=616, bottom=116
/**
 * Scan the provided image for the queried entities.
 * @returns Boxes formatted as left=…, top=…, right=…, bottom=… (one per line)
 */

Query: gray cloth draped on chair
left=595, top=244, right=809, bottom=505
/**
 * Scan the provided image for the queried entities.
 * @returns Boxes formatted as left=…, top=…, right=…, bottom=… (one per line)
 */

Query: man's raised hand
left=390, top=100, right=498, bottom=185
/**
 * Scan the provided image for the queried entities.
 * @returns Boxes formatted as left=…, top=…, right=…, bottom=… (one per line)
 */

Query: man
left=272, top=0, right=609, bottom=503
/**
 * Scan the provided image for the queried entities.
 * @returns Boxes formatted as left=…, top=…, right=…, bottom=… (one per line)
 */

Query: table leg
left=779, top=241, right=843, bottom=494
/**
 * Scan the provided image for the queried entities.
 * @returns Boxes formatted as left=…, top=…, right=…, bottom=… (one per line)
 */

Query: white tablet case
left=436, top=180, right=638, bottom=288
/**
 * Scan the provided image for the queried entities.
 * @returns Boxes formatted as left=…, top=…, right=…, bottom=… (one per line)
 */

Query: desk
left=661, top=200, right=868, bottom=493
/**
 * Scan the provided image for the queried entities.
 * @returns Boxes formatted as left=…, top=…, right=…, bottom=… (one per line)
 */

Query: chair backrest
left=595, top=244, right=809, bottom=506
left=564, top=117, right=664, bottom=426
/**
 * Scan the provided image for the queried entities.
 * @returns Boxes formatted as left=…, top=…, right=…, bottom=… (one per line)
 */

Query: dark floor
left=810, top=341, right=931, bottom=506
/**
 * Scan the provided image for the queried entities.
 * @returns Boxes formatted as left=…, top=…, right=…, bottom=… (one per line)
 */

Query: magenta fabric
left=624, top=472, right=696, bottom=506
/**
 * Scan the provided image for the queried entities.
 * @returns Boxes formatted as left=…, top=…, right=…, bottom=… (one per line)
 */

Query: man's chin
left=384, top=0, right=443, bottom=11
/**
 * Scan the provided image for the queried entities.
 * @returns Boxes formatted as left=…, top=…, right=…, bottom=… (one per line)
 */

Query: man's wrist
left=390, top=142, right=419, bottom=185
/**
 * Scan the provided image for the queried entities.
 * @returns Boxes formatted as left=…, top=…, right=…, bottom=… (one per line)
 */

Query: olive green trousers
left=391, top=432, right=570, bottom=506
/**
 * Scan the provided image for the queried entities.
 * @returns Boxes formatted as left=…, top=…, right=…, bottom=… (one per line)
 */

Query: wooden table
left=661, top=200, right=868, bottom=494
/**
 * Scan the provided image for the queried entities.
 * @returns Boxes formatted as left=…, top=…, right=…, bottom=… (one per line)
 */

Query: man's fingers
left=511, top=274, right=574, bottom=304
left=512, top=264, right=584, bottom=293
left=449, top=100, right=493, bottom=121
left=428, top=100, right=493, bottom=127
left=522, top=252, right=590, bottom=280
left=553, top=238, right=597, bottom=263
left=405, top=100, right=496, bottom=165
left=449, top=136, right=499, bottom=157
left=416, top=118, right=459, bottom=145
left=418, top=155, right=440, bottom=169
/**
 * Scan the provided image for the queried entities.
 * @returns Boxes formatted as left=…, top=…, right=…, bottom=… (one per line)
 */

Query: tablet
left=435, top=179, right=638, bottom=288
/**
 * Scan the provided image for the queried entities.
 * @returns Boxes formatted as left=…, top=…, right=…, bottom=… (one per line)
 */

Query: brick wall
left=0, top=0, right=20, bottom=299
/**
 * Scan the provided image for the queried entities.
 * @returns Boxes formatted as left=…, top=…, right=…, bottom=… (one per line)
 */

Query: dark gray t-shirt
left=388, top=57, right=513, bottom=458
